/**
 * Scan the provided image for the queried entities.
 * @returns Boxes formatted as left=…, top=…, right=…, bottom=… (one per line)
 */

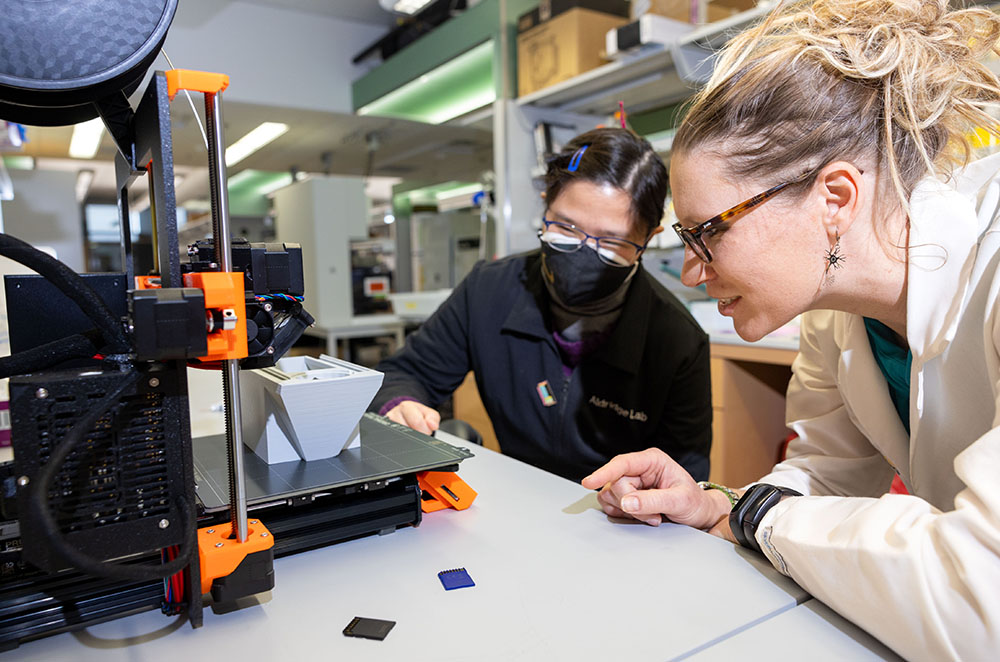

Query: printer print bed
left=193, top=413, right=474, bottom=512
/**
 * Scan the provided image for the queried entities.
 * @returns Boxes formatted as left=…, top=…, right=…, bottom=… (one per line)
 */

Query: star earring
left=824, top=230, right=846, bottom=283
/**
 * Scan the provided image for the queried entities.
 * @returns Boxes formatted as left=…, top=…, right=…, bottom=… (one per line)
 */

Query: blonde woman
left=582, top=0, right=1000, bottom=658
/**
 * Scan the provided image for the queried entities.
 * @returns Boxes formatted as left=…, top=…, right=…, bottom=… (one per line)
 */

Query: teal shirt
left=863, top=318, right=912, bottom=434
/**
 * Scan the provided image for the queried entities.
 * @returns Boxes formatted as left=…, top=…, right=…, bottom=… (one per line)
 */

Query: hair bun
left=678, top=0, right=1000, bottom=211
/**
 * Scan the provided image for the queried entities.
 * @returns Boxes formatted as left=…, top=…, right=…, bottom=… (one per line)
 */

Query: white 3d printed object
left=239, top=354, right=384, bottom=464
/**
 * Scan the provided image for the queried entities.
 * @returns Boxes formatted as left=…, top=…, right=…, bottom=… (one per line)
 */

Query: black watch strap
left=729, top=483, right=802, bottom=553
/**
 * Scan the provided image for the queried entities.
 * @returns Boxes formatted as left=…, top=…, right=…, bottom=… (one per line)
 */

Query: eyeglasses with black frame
left=672, top=174, right=810, bottom=264
left=538, top=216, right=649, bottom=267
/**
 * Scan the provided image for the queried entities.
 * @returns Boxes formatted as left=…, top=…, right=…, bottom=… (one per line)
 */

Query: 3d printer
left=0, top=1, right=472, bottom=651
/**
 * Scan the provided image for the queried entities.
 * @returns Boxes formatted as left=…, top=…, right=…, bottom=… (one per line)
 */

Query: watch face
left=730, top=483, right=780, bottom=553
left=729, top=485, right=763, bottom=549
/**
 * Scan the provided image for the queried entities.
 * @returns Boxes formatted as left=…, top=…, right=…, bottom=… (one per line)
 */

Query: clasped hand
left=581, top=448, right=736, bottom=542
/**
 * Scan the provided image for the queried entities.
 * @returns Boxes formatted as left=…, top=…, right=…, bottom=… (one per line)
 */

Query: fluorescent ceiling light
left=69, top=118, right=104, bottom=159
left=395, top=0, right=434, bottom=13
left=75, top=170, right=95, bottom=202
left=227, top=169, right=258, bottom=188
left=380, top=0, right=434, bottom=14
left=225, top=122, right=289, bottom=167
left=435, top=183, right=482, bottom=202
left=227, top=169, right=298, bottom=197
left=258, top=173, right=294, bottom=197
left=436, top=182, right=484, bottom=211
left=426, top=89, right=494, bottom=124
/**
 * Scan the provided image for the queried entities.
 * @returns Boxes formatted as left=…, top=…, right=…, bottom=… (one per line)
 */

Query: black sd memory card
left=343, top=616, right=396, bottom=641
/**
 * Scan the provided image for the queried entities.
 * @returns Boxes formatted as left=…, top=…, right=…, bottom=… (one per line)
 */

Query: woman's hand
left=582, top=448, right=733, bottom=534
left=385, top=400, right=440, bottom=435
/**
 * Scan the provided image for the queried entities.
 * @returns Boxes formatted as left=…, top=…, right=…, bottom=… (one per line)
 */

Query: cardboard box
left=518, top=7, right=628, bottom=97
left=632, top=0, right=757, bottom=24
left=517, top=0, right=629, bottom=34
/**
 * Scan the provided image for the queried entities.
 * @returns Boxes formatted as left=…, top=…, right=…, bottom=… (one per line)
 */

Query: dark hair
left=544, top=128, right=667, bottom=235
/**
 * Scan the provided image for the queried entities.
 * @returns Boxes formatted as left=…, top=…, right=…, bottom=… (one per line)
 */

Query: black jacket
left=371, top=250, right=712, bottom=483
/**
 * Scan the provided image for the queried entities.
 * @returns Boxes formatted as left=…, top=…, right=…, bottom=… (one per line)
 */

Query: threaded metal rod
left=204, top=90, right=247, bottom=543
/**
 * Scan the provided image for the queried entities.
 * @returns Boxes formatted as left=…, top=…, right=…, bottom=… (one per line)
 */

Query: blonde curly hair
left=673, top=0, right=1000, bottom=214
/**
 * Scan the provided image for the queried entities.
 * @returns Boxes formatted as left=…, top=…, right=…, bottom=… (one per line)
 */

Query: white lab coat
left=753, top=153, right=1000, bottom=662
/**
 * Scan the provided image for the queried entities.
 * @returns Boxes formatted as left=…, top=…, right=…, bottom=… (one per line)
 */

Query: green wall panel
left=353, top=0, right=538, bottom=112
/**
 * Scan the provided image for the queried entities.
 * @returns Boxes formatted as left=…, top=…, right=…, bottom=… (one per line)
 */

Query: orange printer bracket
left=416, top=471, right=478, bottom=513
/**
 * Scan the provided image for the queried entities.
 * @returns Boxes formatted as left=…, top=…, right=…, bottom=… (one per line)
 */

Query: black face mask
left=540, top=243, right=637, bottom=308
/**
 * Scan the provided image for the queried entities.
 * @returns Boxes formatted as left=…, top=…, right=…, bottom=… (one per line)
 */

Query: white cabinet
left=273, top=176, right=367, bottom=328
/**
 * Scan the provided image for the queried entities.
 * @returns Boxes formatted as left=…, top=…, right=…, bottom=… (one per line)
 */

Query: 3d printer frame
left=0, top=69, right=275, bottom=649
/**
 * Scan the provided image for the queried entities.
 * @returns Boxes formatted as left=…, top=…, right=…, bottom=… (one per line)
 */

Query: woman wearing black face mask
left=538, top=218, right=643, bottom=308
left=370, top=128, right=712, bottom=485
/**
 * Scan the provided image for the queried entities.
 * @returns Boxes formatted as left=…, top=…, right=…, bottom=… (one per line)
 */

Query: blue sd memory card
left=438, top=567, right=475, bottom=590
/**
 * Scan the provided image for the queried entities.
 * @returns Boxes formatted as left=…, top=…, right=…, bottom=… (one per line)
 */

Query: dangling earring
left=824, top=230, right=846, bottom=284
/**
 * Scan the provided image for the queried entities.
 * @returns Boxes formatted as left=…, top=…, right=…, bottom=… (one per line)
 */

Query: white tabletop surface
left=7, top=427, right=810, bottom=661
left=685, top=599, right=904, bottom=661
left=3, top=369, right=902, bottom=661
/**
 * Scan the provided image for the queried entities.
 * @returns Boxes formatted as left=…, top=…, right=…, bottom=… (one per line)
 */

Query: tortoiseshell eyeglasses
left=672, top=175, right=811, bottom=264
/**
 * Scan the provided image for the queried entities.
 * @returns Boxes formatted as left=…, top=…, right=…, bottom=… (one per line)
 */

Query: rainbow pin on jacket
left=536, top=380, right=557, bottom=406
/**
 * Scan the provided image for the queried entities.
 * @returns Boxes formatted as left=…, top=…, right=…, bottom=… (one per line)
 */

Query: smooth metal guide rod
left=204, top=90, right=248, bottom=544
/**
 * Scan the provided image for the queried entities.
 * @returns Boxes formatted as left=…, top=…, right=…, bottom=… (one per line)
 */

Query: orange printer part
left=197, top=519, right=274, bottom=596
left=134, top=271, right=248, bottom=362
left=134, top=275, right=161, bottom=290
left=183, top=271, right=248, bottom=361
left=417, top=471, right=478, bottom=513
left=165, top=69, right=230, bottom=101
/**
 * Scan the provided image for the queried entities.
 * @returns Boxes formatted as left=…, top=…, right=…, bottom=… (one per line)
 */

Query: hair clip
left=618, top=100, right=626, bottom=129
left=567, top=145, right=589, bottom=172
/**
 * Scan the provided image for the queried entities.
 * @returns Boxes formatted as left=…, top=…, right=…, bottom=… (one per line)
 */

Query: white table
left=302, top=314, right=406, bottom=359
left=8, top=430, right=813, bottom=661
left=4, top=369, right=903, bottom=660
left=685, top=599, right=904, bottom=661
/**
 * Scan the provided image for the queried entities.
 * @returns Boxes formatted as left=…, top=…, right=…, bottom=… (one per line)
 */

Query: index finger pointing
left=581, top=449, right=665, bottom=490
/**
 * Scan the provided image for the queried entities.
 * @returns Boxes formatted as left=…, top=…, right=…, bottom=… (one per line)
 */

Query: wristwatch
left=729, top=483, right=802, bottom=553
